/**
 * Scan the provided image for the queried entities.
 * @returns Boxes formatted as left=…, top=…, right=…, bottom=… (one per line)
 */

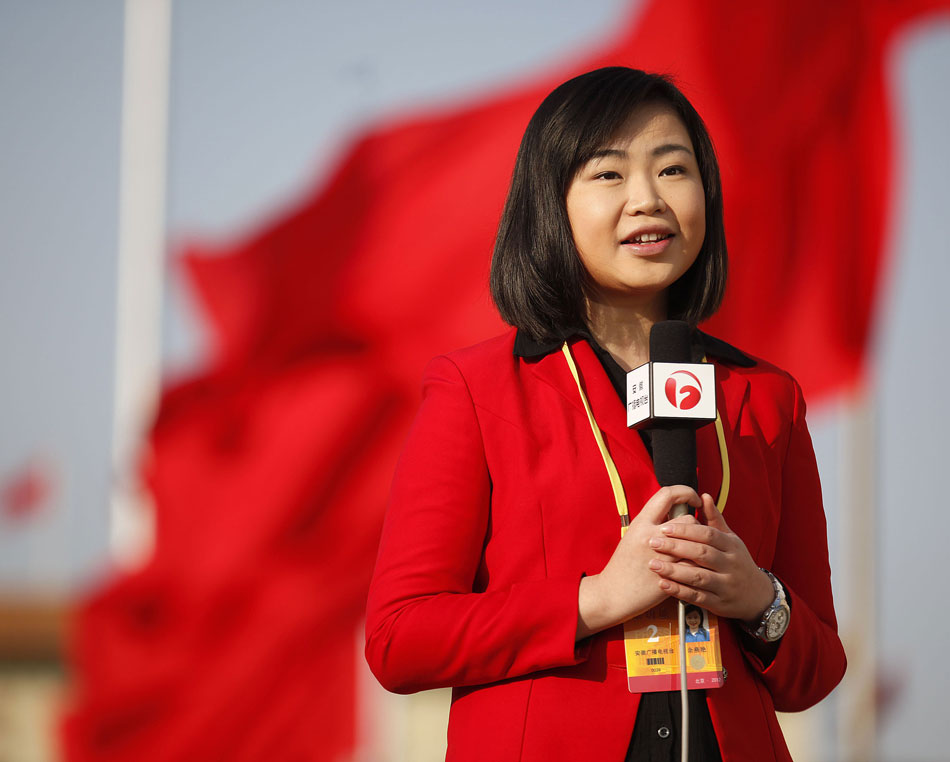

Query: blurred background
left=1, top=1, right=949, bottom=761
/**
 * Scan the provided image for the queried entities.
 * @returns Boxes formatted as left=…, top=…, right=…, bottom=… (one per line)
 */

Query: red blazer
left=365, top=330, right=845, bottom=761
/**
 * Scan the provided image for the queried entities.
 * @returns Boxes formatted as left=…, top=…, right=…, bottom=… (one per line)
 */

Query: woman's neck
left=585, top=294, right=667, bottom=372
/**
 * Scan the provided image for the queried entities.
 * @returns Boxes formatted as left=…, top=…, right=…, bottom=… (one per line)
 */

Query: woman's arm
left=748, top=377, right=846, bottom=710
left=365, top=356, right=588, bottom=694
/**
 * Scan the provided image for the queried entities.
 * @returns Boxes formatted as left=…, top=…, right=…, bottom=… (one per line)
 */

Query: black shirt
left=513, top=327, right=755, bottom=762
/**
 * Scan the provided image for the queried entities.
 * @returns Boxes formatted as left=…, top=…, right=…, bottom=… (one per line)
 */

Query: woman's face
left=565, top=103, right=706, bottom=310
left=686, top=610, right=702, bottom=630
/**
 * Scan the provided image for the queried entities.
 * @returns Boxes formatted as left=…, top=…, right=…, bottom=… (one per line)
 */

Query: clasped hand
left=576, top=485, right=773, bottom=640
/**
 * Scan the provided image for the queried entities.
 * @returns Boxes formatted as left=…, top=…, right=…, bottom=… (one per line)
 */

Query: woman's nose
left=624, top=178, right=667, bottom=216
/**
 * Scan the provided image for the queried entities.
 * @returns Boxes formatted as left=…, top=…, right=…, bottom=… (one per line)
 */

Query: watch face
left=767, top=608, right=790, bottom=639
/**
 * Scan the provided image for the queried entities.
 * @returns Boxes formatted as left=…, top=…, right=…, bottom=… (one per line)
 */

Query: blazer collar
left=514, top=326, right=756, bottom=368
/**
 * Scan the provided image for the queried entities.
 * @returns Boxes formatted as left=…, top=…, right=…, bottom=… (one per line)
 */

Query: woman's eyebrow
left=653, top=143, right=694, bottom=157
left=588, top=148, right=627, bottom=161
left=587, top=143, right=694, bottom=162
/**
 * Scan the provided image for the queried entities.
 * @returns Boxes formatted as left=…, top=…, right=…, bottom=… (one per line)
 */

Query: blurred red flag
left=1, top=457, right=53, bottom=521
left=63, top=1, right=950, bottom=760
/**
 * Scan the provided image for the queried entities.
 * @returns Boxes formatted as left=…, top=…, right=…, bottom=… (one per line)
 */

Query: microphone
left=625, top=320, right=716, bottom=516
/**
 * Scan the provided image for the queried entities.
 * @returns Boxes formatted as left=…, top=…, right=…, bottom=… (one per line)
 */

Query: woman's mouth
left=621, top=232, right=674, bottom=254
left=622, top=232, right=673, bottom=244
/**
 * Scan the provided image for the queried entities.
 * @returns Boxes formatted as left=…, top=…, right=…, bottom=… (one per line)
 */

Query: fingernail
left=660, top=525, right=673, bottom=534
left=649, top=537, right=662, bottom=548
left=649, top=559, right=662, bottom=570
left=660, top=580, right=672, bottom=591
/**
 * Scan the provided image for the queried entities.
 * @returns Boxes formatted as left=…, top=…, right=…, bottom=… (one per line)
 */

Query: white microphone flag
left=626, top=362, right=717, bottom=428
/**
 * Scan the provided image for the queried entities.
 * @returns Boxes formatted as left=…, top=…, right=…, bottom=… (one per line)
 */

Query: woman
left=365, top=67, right=845, bottom=761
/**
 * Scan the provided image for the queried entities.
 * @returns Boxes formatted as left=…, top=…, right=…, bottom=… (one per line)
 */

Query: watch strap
left=745, top=568, right=789, bottom=642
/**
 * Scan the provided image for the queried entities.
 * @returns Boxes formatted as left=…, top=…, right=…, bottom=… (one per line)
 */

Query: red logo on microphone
left=664, top=370, right=702, bottom=410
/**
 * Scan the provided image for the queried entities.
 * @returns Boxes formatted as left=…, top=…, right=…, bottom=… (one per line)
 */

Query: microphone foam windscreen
left=649, top=320, right=698, bottom=491
left=649, top=320, right=691, bottom=363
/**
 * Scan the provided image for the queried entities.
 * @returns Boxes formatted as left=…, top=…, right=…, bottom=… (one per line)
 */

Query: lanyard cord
left=712, top=411, right=730, bottom=514
left=561, top=343, right=630, bottom=525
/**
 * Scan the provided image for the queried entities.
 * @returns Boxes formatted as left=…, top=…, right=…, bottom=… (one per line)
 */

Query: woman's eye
left=594, top=170, right=622, bottom=180
left=660, top=165, right=686, bottom=177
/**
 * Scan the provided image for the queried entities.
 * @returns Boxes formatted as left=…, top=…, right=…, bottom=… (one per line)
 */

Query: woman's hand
left=647, top=493, right=774, bottom=624
left=576, top=485, right=703, bottom=639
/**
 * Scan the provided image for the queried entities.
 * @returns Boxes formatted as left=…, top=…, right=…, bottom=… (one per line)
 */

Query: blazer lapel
left=523, top=339, right=661, bottom=508
left=697, top=361, right=750, bottom=513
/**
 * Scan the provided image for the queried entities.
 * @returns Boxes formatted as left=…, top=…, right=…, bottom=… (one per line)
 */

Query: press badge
left=623, top=599, right=725, bottom=693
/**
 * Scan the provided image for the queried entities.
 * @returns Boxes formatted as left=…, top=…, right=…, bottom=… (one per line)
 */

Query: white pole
left=837, top=389, right=877, bottom=761
left=110, top=0, right=172, bottom=567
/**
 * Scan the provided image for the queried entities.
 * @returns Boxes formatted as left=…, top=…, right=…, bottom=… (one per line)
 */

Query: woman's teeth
left=629, top=232, right=670, bottom=243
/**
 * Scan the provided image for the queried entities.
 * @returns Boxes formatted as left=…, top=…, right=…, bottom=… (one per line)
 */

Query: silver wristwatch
left=746, top=569, right=790, bottom=642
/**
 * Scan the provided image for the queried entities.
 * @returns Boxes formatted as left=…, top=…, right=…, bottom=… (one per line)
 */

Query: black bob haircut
left=685, top=604, right=705, bottom=621
left=490, top=67, right=727, bottom=341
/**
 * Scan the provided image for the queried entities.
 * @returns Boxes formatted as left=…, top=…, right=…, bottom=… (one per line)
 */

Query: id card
left=623, top=599, right=725, bottom=693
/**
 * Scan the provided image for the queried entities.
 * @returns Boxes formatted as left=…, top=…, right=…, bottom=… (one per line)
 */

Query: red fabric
left=63, top=1, right=949, bottom=760
left=365, top=330, right=845, bottom=760
left=1, top=457, right=53, bottom=520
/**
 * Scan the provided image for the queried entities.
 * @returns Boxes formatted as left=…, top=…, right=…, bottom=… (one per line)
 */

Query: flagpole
left=110, top=0, right=172, bottom=567
left=837, top=388, right=878, bottom=761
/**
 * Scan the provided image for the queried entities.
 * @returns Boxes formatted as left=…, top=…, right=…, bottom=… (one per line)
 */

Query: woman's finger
left=637, top=485, right=702, bottom=524
left=699, top=492, right=730, bottom=532
left=656, top=521, right=731, bottom=553
left=649, top=534, right=727, bottom=569
left=657, top=577, right=713, bottom=608
left=668, top=514, right=701, bottom=526
left=649, top=557, right=720, bottom=592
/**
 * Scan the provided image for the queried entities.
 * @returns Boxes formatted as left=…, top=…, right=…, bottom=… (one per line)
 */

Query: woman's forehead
left=601, top=103, right=692, bottom=152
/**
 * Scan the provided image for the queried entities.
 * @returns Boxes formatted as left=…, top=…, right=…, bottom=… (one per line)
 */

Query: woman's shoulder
left=416, top=330, right=527, bottom=417
left=698, top=330, right=805, bottom=415
left=699, top=330, right=796, bottom=380
left=426, top=329, right=520, bottom=379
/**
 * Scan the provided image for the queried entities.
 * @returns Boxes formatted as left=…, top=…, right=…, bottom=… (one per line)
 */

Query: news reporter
left=365, top=67, right=844, bottom=761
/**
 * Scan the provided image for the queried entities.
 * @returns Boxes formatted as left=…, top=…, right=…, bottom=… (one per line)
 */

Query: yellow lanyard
left=560, top=342, right=730, bottom=522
